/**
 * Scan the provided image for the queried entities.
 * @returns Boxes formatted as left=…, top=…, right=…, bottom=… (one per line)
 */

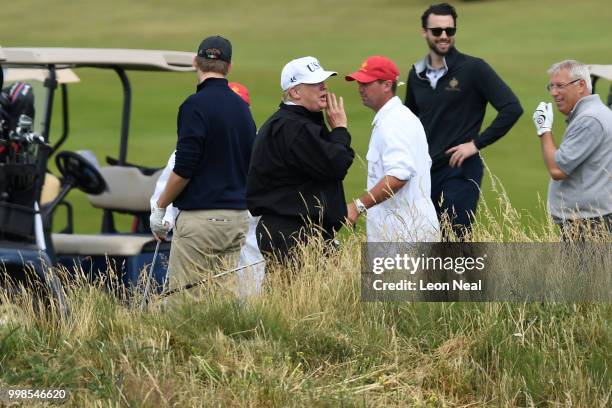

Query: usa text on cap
left=280, top=56, right=337, bottom=91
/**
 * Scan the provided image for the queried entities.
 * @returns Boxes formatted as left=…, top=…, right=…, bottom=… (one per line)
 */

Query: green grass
left=3, top=0, right=612, bottom=232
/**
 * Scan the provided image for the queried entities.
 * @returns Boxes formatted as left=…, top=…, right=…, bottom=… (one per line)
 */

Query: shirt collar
left=426, top=55, right=448, bottom=73
left=279, top=102, right=324, bottom=122
left=196, top=77, right=228, bottom=92
left=566, top=94, right=599, bottom=123
left=372, top=96, right=402, bottom=126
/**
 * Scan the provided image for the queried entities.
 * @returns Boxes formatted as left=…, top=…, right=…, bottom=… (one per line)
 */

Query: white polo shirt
left=365, top=96, right=440, bottom=242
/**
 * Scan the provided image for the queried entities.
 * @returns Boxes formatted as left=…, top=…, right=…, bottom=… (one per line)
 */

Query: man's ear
left=579, top=79, right=590, bottom=95
left=288, top=86, right=301, bottom=100
left=192, top=55, right=198, bottom=69
left=227, top=63, right=232, bottom=75
left=384, top=80, right=393, bottom=93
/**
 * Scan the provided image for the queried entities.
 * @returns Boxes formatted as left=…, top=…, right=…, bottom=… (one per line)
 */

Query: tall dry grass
left=0, top=186, right=610, bottom=407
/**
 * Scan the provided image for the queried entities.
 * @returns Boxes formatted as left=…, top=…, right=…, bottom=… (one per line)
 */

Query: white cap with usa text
left=280, top=56, right=337, bottom=91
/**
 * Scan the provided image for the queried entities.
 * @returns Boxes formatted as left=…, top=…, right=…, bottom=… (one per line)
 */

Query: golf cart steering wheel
left=55, top=151, right=106, bottom=195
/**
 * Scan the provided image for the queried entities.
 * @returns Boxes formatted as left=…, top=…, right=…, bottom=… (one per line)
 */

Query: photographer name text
left=372, top=279, right=482, bottom=291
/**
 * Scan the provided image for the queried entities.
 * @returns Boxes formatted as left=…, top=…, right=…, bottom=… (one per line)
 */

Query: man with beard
left=247, top=56, right=354, bottom=262
left=405, top=3, right=523, bottom=239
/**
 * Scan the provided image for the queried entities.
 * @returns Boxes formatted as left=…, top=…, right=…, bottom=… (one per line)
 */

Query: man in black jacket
left=247, top=56, right=354, bottom=261
left=405, top=3, right=523, bottom=239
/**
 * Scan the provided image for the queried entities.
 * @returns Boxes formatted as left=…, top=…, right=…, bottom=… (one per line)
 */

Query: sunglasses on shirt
left=426, top=27, right=457, bottom=37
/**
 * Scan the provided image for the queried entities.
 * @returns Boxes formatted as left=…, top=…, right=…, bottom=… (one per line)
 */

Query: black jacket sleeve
left=287, top=122, right=354, bottom=182
left=473, top=60, right=523, bottom=150
left=404, top=68, right=419, bottom=116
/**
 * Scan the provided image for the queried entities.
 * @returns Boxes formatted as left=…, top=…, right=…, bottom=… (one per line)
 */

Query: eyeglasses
left=426, top=27, right=457, bottom=37
left=546, top=78, right=581, bottom=92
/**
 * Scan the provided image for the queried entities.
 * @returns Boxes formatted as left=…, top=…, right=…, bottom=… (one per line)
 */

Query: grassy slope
left=2, top=0, right=612, bottom=232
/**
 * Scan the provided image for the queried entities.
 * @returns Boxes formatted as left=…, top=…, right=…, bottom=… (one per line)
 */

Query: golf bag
left=1, top=82, right=35, bottom=133
left=1, top=81, right=36, bottom=152
left=0, top=82, right=47, bottom=243
left=0, top=90, right=10, bottom=140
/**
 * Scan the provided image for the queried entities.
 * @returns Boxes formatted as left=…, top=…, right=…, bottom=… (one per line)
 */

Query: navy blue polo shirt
left=173, top=77, right=256, bottom=210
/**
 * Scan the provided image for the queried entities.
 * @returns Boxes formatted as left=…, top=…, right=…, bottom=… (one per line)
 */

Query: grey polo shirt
left=548, top=94, right=612, bottom=220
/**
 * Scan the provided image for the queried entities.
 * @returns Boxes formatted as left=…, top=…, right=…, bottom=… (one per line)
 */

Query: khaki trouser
left=167, top=209, right=248, bottom=302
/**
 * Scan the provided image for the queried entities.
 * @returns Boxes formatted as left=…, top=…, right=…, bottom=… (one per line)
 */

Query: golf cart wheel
left=55, top=151, right=106, bottom=195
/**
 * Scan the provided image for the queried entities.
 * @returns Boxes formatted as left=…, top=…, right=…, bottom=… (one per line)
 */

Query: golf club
left=160, top=259, right=265, bottom=298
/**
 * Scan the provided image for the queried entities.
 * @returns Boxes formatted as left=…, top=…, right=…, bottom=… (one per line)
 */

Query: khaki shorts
left=167, top=209, right=248, bottom=302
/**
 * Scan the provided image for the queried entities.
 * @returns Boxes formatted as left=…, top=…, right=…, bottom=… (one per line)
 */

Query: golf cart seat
left=40, top=173, right=61, bottom=205
left=49, top=160, right=168, bottom=287
left=47, top=155, right=161, bottom=256
left=87, top=166, right=162, bottom=212
left=51, top=232, right=166, bottom=287
left=50, top=164, right=163, bottom=256
left=51, top=233, right=156, bottom=256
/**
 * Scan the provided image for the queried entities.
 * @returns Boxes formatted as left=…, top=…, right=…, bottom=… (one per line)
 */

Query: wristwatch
left=354, top=198, right=367, bottom=214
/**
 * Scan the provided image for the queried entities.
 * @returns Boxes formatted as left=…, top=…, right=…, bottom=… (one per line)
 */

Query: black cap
left=197, top=35, right=232, bottom=63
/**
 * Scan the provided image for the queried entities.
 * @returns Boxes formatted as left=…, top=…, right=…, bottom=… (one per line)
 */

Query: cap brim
left=301, top=70, right=337, bottom=85
left=345, top=71, right=379, bottom=83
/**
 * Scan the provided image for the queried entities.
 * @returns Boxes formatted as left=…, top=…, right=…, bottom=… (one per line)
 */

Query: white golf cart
left=0, top=47, right=195, bottom=292
left=588, top=64, right=612, bottom=108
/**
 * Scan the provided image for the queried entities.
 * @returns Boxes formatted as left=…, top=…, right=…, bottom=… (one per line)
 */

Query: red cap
left=345, top=56, right=400, bottom=83
left=229, top=82, right=251, bottom=105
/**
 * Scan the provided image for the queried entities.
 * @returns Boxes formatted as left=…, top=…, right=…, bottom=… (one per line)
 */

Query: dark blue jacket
left=173, top=77, right=256, bottom=210
left=405, top=48, right=523, bottom=171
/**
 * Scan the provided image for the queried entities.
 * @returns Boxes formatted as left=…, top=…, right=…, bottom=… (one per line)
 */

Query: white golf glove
left=532, top=102, right=553, bottom=136
left=150, top=204, right=168, bottom=239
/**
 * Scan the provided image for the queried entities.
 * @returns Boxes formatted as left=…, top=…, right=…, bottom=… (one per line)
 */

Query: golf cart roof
left=1, top=47, right=195, bottom=72
left=4, top=67, right=80, bottom=83
left=588, top=65, right=612, bottom=81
